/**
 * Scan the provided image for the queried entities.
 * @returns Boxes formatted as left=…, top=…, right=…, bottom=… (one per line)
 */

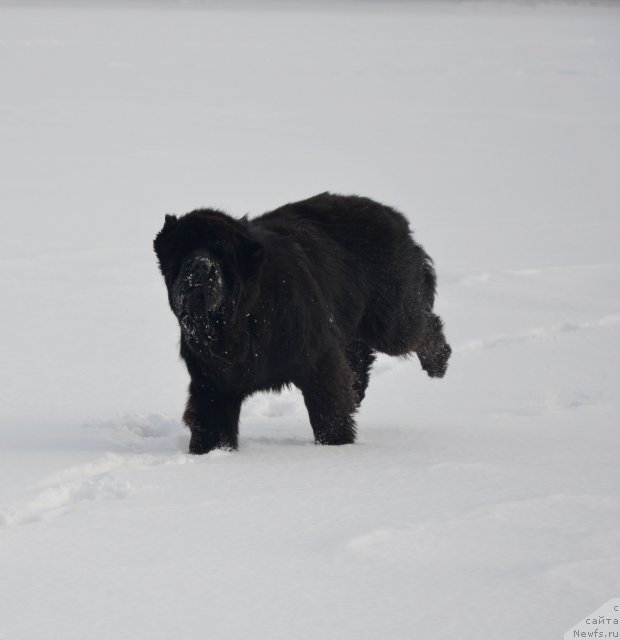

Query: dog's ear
left=153, top=214, right=178, bottom=276
left=237, top=237, right=265, bottom=282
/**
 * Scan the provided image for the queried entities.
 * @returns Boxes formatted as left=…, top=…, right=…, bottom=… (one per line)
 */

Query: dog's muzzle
left=172, top=255, right=224, bottom=334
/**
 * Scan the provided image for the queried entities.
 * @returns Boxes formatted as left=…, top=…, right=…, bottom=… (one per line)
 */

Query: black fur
left=154, top=192, right=451, bottom=454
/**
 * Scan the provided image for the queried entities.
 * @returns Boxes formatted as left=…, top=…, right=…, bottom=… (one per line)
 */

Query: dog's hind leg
left=416, top=313, right=452, bottom=379
left=297, top=349, right=358, bottom=445
left=345, top=341, right=376, bottom=406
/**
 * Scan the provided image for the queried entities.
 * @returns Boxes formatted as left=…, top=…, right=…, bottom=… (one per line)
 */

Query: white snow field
left=1, top=2, right=619, bottom=638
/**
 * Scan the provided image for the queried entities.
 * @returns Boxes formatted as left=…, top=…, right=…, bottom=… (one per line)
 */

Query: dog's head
left=154, top=209, right=264, bottom=346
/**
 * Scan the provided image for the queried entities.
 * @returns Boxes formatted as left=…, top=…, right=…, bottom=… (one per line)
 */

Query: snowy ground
left=1, top=2, right=619, bottom=638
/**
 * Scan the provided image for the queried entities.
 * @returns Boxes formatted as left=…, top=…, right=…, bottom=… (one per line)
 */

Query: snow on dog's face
left=171, top=249, right=225, bottom=341
left=154, top=209, right=264, bottom=348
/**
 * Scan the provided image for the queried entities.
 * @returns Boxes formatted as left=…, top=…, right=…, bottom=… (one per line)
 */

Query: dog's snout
left=172, top=253, right=223, bottom=320
left=185, top=256, right=216, bottom=288
left=191, top=256, right=213, bottom=274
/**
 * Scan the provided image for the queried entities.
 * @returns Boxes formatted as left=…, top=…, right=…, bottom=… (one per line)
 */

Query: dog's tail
left=417, top=313, right=451, bottom=378
left=416, top=257, right=451, bottom=378
left=421, top=255, right=437, bottom=313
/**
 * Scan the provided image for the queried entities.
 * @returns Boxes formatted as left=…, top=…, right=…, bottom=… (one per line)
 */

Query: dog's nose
left=185, top=256, right=216, bottom=289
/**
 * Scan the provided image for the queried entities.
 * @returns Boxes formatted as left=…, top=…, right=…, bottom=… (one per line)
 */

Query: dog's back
left=254, top=192, right=450, bottom=376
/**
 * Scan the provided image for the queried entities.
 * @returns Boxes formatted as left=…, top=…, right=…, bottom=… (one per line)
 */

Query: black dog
left=154, top=192, right=451, bottom=454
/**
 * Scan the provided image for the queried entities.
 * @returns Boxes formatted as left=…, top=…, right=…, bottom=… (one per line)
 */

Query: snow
left=1, top=2, right=619, bottom=638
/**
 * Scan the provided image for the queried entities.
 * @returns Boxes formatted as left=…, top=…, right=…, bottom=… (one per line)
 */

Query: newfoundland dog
left=154, top=192, right=451, bottom=454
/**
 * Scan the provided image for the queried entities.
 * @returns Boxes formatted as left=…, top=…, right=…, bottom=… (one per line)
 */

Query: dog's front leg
left=183, top=380, right=242, bottom=454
